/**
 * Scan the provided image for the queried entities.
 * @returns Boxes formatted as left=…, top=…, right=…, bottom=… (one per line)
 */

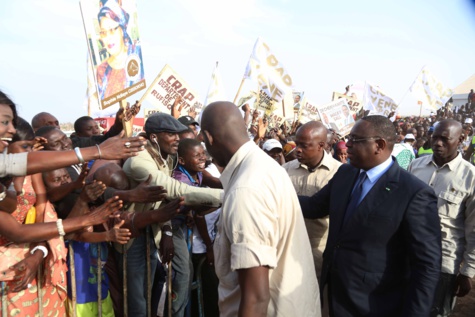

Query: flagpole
left=233, top=78, right=246, bottom=104
left=398, top=65, right=426, bottom=107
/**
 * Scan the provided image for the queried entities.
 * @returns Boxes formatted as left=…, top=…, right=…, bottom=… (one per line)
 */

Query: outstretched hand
left=80, top=180, right=106, bottom=203
left=88, top=196, right=123, bottom=226
left=130, top=174, right=168, bottom=203
left=106, top=219, right=131, bottom=244
left=98, top=131, right=146, bottom=160
left=10, top=251, right=43, bottom=292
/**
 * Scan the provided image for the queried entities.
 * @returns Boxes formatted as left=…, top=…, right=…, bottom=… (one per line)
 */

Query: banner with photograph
left=80, top=0, right=146, bottom=109
left=332, top=92, right=363, bottom=114
left=141, top=64, right=203, bottom=116
left=363, top=83, right=398, bottom=116
left=317, top=99, right=354, bottom=136
left=299, top=99, right=321, bottom=124
left=409, top=66, right=453, bottom=110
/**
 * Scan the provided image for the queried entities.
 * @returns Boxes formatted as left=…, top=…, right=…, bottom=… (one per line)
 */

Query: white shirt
left=215, top=141, right=320, bottom=317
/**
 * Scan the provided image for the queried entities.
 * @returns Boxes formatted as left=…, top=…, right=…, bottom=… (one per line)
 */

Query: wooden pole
left=233, top=78, right=246, bottom=104
left=167, top=262, right=173, bottom=317
left=37, top=263, right=44, bottom=317
left=146, top=228, right=152, bottom=317
left=97, top=243, right=102, bottom=317
left=123, top=245, right=128, bottom=317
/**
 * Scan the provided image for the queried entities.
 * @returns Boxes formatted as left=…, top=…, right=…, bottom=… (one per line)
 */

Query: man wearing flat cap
left=119, top=113, right=223, bottom=317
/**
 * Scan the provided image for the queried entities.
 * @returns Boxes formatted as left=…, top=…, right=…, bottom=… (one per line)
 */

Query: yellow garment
left=24, top=206, right=36, bottom=224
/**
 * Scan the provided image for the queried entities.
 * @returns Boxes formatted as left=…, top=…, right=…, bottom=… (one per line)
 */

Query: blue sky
left=1, top=0, right=475, bottom=123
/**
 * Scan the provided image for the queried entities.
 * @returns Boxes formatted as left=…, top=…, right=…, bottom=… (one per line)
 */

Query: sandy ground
left=452, top=276, right=475, bottom=316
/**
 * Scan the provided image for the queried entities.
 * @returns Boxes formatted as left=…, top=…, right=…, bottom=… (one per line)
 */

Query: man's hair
left=12, top=117, right=34, bottom=142
left=178, top=138, right=202, bottom=157
left=74, top=116, right=94, bottom=134
left=35, top=125, right=58, bottom=137
left=361, top=115, right=397, bottom=145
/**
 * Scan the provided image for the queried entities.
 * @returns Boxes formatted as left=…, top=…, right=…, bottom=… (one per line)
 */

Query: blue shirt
left=355, top=156, right=394, bottom=204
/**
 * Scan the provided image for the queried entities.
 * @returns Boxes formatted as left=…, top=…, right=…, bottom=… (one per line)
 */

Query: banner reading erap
left=80, top=0, right=146, bottom=110
left=363, top=83, right=398, bottom=116
left=316, top=98, right=354, bottom=136
left=332, top=92, right=363, bottom=115
left=142, top=64, right=204, bottom=116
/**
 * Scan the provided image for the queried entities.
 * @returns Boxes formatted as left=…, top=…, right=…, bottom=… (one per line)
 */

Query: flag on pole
left=409, top=66, right=453, bottom=110
left=204, top=62, right=226, bottom=106
left=363, top=83, right=398, bottom=116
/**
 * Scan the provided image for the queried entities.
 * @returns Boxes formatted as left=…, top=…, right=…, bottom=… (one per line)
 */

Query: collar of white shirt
left=220, top=141, right=256, bottom=190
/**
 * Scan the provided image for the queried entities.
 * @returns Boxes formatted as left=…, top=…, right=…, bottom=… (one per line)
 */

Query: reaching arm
left=0, top=196, right=122, bottom=243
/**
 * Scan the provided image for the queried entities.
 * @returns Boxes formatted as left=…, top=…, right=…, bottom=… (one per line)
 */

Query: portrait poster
left=141, top=64, right=204, bottom=116
left=332, top=92, right=363, bottom=115
left=80, top=0, right=146, bottom=109
left=317, top=98, right=354, bottom=136
left=299, top=99, right=321, bottom=124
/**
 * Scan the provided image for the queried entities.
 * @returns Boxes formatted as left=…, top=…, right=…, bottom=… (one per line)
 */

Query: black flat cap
left=144, top=113, right=189, bottom=135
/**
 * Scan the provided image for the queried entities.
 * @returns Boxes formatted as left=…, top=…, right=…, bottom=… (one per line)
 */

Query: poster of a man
left=80, top=0, right=146, bottom=109
left=342, top=104, right=354, bottom=125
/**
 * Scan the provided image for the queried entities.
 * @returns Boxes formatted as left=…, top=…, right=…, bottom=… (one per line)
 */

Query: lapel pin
left=385, top=187, right=390, bottom=191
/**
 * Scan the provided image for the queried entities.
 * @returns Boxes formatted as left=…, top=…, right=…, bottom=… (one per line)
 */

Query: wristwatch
left=0, top=183, right=7, bottom=202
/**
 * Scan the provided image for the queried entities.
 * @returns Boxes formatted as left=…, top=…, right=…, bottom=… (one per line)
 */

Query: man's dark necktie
left=343, top=171, right=367, bottom=224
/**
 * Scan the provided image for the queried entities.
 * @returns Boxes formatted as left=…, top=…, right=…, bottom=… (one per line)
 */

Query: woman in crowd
left=0, top=118, right=70, bottom=316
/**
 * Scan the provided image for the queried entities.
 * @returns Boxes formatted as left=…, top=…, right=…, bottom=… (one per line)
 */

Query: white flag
left=204, top=62, right=226, bottom=106
left=363, top=83, right=398, bottom=116
left=243, top=37, right=293, bottom=103
left=409, top=66, right=453, bottom=110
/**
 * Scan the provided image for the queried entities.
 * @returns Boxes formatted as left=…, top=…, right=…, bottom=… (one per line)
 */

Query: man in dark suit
left=299, top=115, right=441, bottom=317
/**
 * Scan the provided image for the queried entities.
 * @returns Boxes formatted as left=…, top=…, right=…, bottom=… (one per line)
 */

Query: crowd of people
left=0, top=87, right=474, bottom=317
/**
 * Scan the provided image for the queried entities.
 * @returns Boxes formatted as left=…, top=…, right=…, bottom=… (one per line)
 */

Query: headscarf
left=283, top=141, right=296, bottom=157
left=98, top=0, right=131, bottom=44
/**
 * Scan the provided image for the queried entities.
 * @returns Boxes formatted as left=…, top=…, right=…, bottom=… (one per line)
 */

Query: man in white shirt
left=200, top=101, right=320, bottom=317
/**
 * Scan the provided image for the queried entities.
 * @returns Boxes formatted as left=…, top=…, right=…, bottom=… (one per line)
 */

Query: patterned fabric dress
left=0, top=176, right=68, bottom=317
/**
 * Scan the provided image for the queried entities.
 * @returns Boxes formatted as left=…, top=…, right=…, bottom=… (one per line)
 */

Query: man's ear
left=375, top=138, right=387, bottom=153
left=178, top=156, right=185, bottom=165
left=203, top=130, right=213, bottom=145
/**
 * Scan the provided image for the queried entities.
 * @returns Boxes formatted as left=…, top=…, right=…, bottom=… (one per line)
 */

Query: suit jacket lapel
left=334, top=168, right=360, bottom=232
left=342, top=160, right=400, bottom=230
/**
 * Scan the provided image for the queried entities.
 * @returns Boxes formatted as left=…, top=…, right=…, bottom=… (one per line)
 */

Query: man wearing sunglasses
left=299, top=115, right=441, bottom=317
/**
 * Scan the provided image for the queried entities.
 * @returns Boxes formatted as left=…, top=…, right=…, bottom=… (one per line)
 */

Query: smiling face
left=99, top=16, right=125, bottom=58
left=179, top=144, right=206, bottom=174
left=0, top=104, right=16, bottom=152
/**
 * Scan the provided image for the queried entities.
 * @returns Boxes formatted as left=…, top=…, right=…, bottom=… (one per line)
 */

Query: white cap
left=404, top=133, right=415, bottom=140
left=465, top=118, right=473, bottom=124
left=262, top=139, right=283, bottom=151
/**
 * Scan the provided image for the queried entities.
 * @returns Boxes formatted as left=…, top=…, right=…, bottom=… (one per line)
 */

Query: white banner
left=244, top=37, right=293, bottom=103
left=299, top=99, right=321, bottom=124
left=409, top=67, right=453, bottom=110
left=141, top=64, right=203, bottom=117
left=363, top=83, right=398, bottom=116
left=317, top=99, right=354, bottom=136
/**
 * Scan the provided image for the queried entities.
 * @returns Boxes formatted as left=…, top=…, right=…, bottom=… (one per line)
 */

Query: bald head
left=201, top=101, right=250, bottom=166
left=93, top=163, right=129, bottom=190
left=296, top=121, right=328, bottom=140
left=295, top=121, right=328, bottom=168
left=31, top=112, right=59, bottom=132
